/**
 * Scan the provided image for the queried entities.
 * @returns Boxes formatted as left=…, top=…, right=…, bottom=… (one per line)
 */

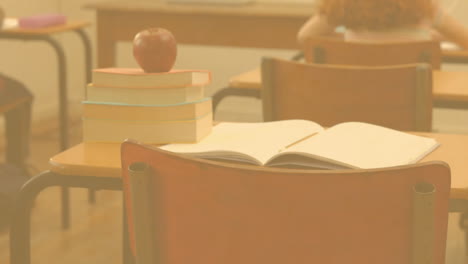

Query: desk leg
left=449, top=199, right=468, bottom=258
left=96, top=12, right=117, bottom=68
left=37, top=37, right=68, bottom=151
left=73, top=28, right=97, bottom=205
left=31, top=36, right=71, bottom=229
left=460, top=212, right=468, bottom=258
left=61, top=186, right=70, bottom=229
left=10, top=171, right=122, bottom=264
left=123, top=193, right=135, bottom=264
left=74, top=28, right=92, bottom=84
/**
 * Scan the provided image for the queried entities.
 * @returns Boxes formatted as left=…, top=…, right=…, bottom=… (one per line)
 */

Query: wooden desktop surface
left=50, top=132, right=468, bottom=199
left=0, top=21, right=90, bottom=35
left=85, top=1, right=315, bottom=16
left=86, top=1, right=314, bottom=67
left=228, top=68, right=468, bottom=105
left=433, top=71, right=468, bottom=103
left=86, top=2, right=468, bottom=67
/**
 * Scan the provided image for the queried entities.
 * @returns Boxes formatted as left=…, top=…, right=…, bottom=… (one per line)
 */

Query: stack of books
left=82, top=68, right=213, bottom=144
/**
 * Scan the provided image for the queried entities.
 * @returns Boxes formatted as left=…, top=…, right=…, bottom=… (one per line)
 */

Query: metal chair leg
left=459, top=212, right=468, bottom=256
left=10, top=171, right=122, bottom=264
left=75, top=28, right=97, bottom=205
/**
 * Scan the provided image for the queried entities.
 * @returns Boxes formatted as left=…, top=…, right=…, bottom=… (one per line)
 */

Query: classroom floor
left=0, top=98, right=467, bottom=264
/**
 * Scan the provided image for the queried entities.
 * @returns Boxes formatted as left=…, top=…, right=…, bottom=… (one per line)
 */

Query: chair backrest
left=303, top=36, right=442, bottom=70
left=0, top=75, right=33, bottom=228
left=0, top=74, right=33, bottom=166
left=261, top=57, right=433, bottom=131
left=121, top=140, right=451, bottom=264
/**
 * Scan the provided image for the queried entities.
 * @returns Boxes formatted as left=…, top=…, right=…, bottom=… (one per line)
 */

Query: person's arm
left=432, top=7, right=468, bottom=49
left=297, top=15, right=335, bottom=46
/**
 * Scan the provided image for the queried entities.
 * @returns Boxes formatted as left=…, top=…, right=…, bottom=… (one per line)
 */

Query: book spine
left=411, top=182, right=435, bottom=264
left=128, top=162, right=156, bottom=264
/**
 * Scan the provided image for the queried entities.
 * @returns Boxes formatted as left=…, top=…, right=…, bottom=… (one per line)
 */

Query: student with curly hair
left=297, top=0, right=468, bottom=49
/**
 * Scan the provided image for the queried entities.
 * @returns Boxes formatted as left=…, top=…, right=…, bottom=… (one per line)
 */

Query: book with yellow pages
left=160, top=120, right=439, bottom=169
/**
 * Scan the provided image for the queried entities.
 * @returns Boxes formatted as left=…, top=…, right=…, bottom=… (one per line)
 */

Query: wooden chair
left=0, top=74, right=33, bottom=227
left=262, top=57, right=433, bottom=131
left=303, top=37, right=442, bottom=69
left=212, top=38, right=441, bottom=114
left=0, top=74, right=33, bottom=170
left=121, top=139, right=451, bottom=264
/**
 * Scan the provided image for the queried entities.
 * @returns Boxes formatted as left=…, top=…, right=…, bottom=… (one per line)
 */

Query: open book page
left=267, top=122, right=439, bottom=169
left=159, top=120, right=324, bottom=165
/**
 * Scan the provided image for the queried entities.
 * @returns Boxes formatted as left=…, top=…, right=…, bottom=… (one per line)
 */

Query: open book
left=160, top=120, right=439, bottom=169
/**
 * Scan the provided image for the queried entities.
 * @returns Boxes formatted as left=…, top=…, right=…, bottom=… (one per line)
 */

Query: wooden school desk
left=215, top=68, right=468, bottom=111
left=0, top=20, right=94, bottom=230
left=85, top=1, right=468, bottom=68
left=85, top=1, right=313, bottom=67
left=9, top=132, right=468, bottom=264
left=0, top=21, right=92, bottom=150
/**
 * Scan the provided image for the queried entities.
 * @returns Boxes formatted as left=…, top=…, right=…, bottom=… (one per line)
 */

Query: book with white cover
left=160, top=120, right=439, bottom=169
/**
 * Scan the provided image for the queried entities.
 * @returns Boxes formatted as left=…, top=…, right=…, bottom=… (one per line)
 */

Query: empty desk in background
left=0, top=21, right=94, bottom=230
left=433, top=71, right=468, bottom=109
left=85, top=2, right=468, bottom=67
left=214, top=68, right=468, bottom=111
left=85, top=2, right=315, bottom=67
left=0, top=20, right=92, bottom=150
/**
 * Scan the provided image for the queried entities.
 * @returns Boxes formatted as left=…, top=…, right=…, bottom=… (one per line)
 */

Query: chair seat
left=0, top=163, right=30, bottom=229
left=0, top=74, right=33, bottom=230
left=0, top=76, right=33, bottom=113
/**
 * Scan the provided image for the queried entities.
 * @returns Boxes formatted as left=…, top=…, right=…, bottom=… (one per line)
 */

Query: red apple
left=133, top=28, right=177, bottom=73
